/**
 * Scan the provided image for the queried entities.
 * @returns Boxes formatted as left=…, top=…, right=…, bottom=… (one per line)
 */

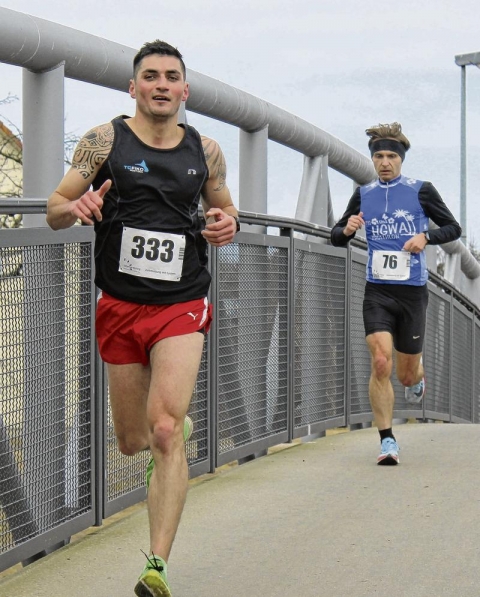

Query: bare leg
left=366, top=331, right=395, bottom=430
left=107, top=362, right=151, bottom=455
left=146, top=332, right=204, bottom=560
left=396, top=351, right=423, bottom=387
left=106, top=333, right=204, bottom=561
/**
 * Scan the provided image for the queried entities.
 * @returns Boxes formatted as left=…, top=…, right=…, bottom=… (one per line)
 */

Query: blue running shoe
left=377, top=437, right=399, bottom=465
left=405, top=377, right=425, bottom=404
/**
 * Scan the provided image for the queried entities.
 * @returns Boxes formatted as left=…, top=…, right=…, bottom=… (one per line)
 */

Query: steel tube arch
left=0, top=7, right=376, bottom=185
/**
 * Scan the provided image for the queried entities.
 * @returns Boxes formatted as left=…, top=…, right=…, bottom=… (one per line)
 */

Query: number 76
left=383, top=254, right=397, bottom=269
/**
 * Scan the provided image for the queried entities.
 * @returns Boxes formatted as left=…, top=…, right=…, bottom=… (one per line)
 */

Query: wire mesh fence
left=0, top=221, right=478, bottom=573
left=0, top=229, right=95, bottom=570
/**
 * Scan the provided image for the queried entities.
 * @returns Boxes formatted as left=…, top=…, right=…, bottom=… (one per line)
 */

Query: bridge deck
left=1, top=423, right=479, bottom=597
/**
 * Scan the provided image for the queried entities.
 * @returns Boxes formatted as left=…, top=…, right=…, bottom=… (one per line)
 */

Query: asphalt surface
left=1, top=423, right=479, bottom=597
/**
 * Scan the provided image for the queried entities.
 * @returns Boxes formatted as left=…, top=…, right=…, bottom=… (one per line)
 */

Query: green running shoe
left=134, top=554, right=170, bottom=597
left=183, top=414, right=193, bottom=442
left=146, top=416, right=193, bottom=489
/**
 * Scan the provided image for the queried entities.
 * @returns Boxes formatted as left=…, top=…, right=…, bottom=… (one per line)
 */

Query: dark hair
left=133, top=40, right=186, bottom=79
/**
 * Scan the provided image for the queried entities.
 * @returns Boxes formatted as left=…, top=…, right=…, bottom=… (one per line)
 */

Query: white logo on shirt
left=369, top=209, right=416, bottom=240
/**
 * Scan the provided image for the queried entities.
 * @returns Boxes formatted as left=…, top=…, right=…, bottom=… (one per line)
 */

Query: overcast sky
left=1, top=0, right=480, bottom=242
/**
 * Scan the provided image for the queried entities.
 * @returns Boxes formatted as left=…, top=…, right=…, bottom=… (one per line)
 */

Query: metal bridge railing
left=0, top=207, right=478, bottom=573
left=0, top=6, right=479, bottom=574
left=1, top=6, right=479, bottom=299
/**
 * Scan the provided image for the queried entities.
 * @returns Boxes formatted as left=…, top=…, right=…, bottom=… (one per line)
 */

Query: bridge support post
left=22, top=63, right=65, bottom=225
left=296, top=154, right=332, bottom=229
left=21, top=63, right=69, bottom=564
left=239, top=126, right=268, bottom=233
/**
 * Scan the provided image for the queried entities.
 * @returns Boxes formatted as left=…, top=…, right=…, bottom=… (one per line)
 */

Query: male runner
left=47, top=40, right=239, bottom=597
left=331, top=122, right=461, bottom=465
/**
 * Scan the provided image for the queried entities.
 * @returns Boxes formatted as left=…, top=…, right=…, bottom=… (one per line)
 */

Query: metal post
left=22, top=64, right=65, bottom=224
left=296, top=154, right=330, bottom=227
left=239, top=127, right=268, bottom=233
left=460, top=65, right=467, bottom=245
left=344, top=246, right=352, bottom=428
left=282, top=227, right=295, bottom=443
left=208, top=244, right=218, bottom=473
left=471, top=315, right=476, bottom=423
left=22, top=63, right=68, bottom=562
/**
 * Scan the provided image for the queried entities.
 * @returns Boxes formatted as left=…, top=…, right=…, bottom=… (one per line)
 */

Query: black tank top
left=92, top=116, right=210, bottom=304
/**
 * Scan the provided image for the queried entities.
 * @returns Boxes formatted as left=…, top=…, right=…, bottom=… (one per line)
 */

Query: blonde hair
left=365, top=122, right=411, bottom=151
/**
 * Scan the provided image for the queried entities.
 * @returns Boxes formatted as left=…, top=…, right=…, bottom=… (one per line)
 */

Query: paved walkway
left=1, top=423, right=479, bottom=597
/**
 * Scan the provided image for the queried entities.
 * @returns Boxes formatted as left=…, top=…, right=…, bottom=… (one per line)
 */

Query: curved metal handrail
left=0, top=7, right=375, bottom=185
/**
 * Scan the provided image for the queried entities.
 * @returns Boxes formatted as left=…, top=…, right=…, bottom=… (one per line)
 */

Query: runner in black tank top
left=47, top=40, right=240, bottom=597
left=93, top=116, right=211, bottom=305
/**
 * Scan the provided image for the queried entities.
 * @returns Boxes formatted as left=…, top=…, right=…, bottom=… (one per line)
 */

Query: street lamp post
left=454, top=51, right=480, bottom=245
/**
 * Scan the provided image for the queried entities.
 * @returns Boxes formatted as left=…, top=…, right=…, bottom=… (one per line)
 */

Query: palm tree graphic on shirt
left=393, top=209, right=416, bottom=236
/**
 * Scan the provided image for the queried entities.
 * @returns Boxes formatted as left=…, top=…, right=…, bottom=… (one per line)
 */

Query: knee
left=117, top=434, right=147, bottom=456
left=371, top=353, right=392, bottom=379
left=149, top=416, right=181, bottom=455
left=398, top=371, right=417, bottom=387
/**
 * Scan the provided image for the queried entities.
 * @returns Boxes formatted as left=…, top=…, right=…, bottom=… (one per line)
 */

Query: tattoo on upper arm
left=72, top=123, right=114, bottom=179
left=202, top=137, right=227, bottom=191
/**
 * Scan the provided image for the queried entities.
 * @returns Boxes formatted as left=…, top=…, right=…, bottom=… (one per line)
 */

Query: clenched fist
left=344, top=211, right=365, bottom=236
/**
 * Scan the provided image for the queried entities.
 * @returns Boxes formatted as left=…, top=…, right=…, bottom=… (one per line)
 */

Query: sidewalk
left=1, top=423, right=479, bottom=597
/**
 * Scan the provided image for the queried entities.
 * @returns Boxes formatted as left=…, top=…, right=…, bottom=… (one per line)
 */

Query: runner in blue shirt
left=331, top=122, right=461, bottom=465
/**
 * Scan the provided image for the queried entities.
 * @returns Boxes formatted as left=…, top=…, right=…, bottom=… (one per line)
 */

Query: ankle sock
left=379, top=428, right=395, bottom=442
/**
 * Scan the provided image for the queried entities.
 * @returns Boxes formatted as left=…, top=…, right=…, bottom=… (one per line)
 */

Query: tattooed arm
left=46, top=122, right=114, bottom=230
left=200, top=135, right=239, bottom=247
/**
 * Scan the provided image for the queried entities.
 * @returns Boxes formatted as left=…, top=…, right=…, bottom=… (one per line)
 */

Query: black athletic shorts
left=362, top=282, right=429, bottom=354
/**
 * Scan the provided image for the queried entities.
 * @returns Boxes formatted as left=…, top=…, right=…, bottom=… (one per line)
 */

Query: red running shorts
left=96, top=292, right=213, bottom=365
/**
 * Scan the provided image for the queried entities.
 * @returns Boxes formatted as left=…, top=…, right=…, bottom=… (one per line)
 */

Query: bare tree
left=0, top=96, right=80, bottom=230
left=0, top=95, right=23, bottom=199
left=0, top=95, right=80, bottom=199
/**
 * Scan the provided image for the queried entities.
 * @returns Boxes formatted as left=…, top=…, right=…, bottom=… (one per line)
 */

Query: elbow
left=45, top=213, right=56, bottom=230
left=330, top=228, right=349, bottom=247
left=46, top=211, right=62, bottom=231
left=330, top=228, right=340, bottom=246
